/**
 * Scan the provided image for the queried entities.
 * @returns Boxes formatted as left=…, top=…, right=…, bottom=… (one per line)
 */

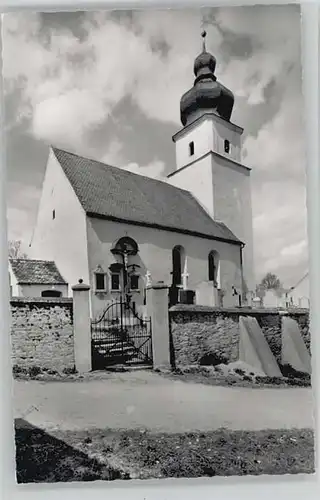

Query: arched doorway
left=172, top=245, right=184, bottom=286
left=208, top=250, right=222, bottom=307
left=41, top=290, right=62, bottom=298
left=170, top=245, right=185, bottom=306
left=208, top=250, right=220, bottom=287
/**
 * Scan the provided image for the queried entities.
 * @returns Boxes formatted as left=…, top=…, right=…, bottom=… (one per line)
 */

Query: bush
left=255, top=376, right=285, bottom=386
left=12, top=365, right=23, bottom=374
left=286, top=378, right=310, bottom=388
left=234, top=368, right=245, bottom=376
left=173, top=368, right=183, bottom=375
left=227, top=379, right=237, bottom=386
left=62, top=366, right=78, bottom=375
left=28, top=366, right=42, bottom=378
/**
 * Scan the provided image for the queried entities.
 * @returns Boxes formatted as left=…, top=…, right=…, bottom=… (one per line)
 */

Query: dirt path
left=14, top=371, right=314, bottom=433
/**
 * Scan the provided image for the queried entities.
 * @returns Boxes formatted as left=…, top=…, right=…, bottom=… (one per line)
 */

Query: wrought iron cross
left=145, top=270, right=152, bottom=287
left=200, top=10, right=209, bottom=49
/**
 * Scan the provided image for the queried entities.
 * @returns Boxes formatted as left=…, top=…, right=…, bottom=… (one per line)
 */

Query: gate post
left=72, top=280, right=92, bottom=373
left=147, top=282, right=171, bottom=370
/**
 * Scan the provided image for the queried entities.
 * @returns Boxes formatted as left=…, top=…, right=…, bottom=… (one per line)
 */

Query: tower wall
left=174, top=114, right=242, bottom=170
left=169, top=113, right=255, bottom=296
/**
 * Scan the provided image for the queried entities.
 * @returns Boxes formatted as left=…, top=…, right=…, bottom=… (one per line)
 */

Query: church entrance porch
left=91, top=296, right=153, bottom=371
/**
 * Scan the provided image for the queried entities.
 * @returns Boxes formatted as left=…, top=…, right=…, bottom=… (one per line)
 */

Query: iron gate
left=91, top=298, right=152, bottom=370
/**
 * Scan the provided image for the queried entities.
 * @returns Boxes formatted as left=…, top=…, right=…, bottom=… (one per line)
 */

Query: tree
left=8, top=240, right=28, bottom=259
left=259, top=272, right=282, bottom=291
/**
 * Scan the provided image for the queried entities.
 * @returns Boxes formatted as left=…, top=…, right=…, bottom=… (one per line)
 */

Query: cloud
left=124, top=160, right=166, bottom=179
left=252, top=180, right=308, bottom=285
left=2, top=7, right=300, bottom=143
left=243, top=96, right=305, bottom=181
left=245, top=78, right=306, bottom=286
left=101, top=138, right=166, bottom=180
left=6, top=183, right=39, bottom=249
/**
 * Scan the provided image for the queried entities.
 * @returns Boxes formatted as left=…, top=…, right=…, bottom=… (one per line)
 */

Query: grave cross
left=145, top=270, right=152, bottom=287
left=181, top=259, right=189, bottom=290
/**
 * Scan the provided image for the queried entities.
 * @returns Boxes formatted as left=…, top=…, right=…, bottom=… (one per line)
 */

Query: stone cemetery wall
left=10, top=297, right=75, bottom=372
left=169, top=305, right=309, bottom=368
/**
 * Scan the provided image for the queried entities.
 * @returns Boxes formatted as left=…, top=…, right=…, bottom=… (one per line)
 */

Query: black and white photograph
left=1, top=4, right=315, bottom=484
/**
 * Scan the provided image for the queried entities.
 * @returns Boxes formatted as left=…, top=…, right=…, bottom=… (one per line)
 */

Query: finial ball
left=201, top=30, right=207, bottom=38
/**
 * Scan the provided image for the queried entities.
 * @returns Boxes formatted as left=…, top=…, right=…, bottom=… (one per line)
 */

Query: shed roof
left=10, top=259, right=67, bottom=285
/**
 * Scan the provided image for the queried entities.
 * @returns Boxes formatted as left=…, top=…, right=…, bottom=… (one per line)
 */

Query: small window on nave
left=130, top=274, right=139, bottom=291
left=111, top=272, right=121, bottom=291
left=189, top=141, right=195, bottom=156
left=95, top=272, right=107, bottom=292
left=224, top=139, right=230, bottom=154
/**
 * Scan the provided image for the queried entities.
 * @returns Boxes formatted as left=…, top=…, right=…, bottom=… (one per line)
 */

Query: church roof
left=10, top=258, right=67, bottom=285
left=52, top=147, right=242, bottom=245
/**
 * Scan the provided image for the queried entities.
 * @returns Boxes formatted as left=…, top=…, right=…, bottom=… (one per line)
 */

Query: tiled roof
left=9, top=259, right=67, bottom=285
left=52, top=147, right=242, bottom=245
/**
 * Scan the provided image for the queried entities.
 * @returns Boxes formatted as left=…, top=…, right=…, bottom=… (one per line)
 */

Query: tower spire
left=201, top=29, right=207, bottom=53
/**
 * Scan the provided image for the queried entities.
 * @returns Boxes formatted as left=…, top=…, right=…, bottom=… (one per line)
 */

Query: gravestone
left=252, top=297, right=262, bottom=309
left=195, top=281, right=217, bottom=307
left=239, top=316, right=282, bottom=377
left=281, top=316, right=311, bottom=374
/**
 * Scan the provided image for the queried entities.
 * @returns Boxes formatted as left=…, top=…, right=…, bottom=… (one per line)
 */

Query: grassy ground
left=13, top=363, right=311, bottom=388
left=159, top=370, right=311, bottom=389
left=15, top=420, right=315, bottom=483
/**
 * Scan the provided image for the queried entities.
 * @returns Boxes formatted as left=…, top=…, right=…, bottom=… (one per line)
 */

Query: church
left=28, top=32, right=255, bottom=317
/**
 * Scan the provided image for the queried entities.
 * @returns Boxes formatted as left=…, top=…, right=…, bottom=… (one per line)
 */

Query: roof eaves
left=17, top=281, right=68, bottom=285
left=86, top=211, right=243, bottom=246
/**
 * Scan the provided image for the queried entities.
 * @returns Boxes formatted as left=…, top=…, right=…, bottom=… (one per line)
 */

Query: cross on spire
left=200, top=11, right=209, bottom=52
left=201, top=29, right=207, bottom=52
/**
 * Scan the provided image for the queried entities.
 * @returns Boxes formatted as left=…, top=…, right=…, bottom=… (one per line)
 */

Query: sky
left=2, top=5, right=307, bottom=287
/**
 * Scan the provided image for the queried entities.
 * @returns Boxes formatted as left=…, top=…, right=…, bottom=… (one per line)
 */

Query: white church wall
left=86, top=217, right=243, bottom=317
left=29, top=149, right=90, bottom=295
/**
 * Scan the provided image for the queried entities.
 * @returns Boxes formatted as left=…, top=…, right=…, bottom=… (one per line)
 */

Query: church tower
left=167, top=31, right=255, bottom=296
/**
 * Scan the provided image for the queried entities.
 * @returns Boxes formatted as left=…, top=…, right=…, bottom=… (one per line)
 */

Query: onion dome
left=194, top=50, right=216, bottom=76
left=180, top=31, right=234, bottom=126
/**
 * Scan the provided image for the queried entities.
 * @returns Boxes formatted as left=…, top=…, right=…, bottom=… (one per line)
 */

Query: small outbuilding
left=9, top=258, right=68, bottom=298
